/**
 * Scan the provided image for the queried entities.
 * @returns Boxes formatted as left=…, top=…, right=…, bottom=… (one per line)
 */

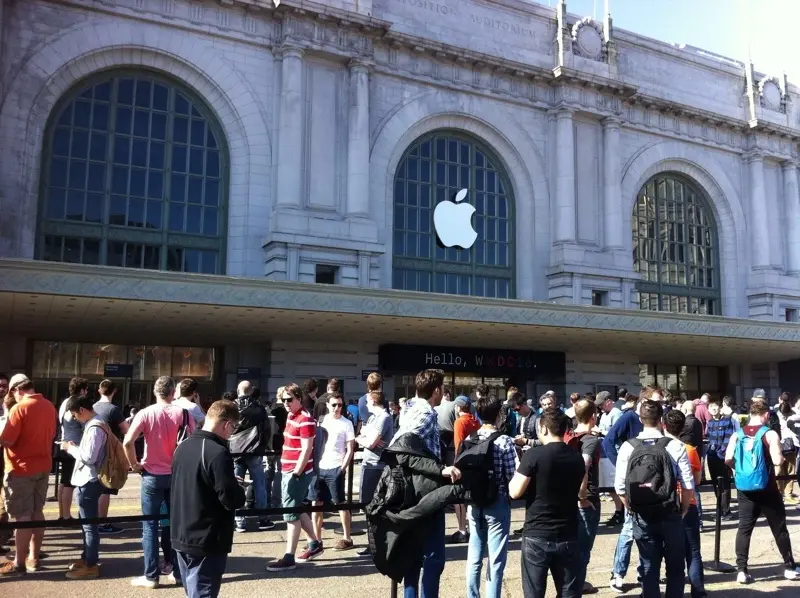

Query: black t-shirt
left=579, top=434, right=602, bottom=506
left=517, top=442, right=585, bottom=541
left=93, top=400, right=125, bottom=440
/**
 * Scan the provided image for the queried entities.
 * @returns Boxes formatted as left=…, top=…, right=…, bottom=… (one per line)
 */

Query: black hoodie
left=170, top=431, right=245, bottom=556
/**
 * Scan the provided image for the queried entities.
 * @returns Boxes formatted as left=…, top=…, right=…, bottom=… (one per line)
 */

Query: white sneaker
left=609, top=575, right=625, bottom=593
left=737, top=571, right=754, bottom=584
left=784, top=566, right=800, bottom=581
left=131, top=576, right=160, bottom=589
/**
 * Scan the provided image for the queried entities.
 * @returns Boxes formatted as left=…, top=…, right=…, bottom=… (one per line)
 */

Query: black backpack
left=454, top=431, right=503, bottom=507
left=625, top=437, right=679, bottom=517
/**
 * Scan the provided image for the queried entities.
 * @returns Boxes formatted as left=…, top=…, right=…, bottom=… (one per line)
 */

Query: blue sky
left=540, top=0, right=800, bottom=81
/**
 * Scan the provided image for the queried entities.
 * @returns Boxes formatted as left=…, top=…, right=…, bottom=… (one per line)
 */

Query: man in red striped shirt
left=267, top=383, right=322, bottom=572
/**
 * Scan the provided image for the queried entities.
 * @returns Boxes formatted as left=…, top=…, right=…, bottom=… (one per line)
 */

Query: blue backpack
left=733, top=426, right=770, bottom=492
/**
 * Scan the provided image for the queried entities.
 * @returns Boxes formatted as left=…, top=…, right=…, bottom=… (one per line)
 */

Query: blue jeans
left=520, top=536, right=580, bottom=598
left=611, top=510, right=635, bottom=578
left=234, top=456, right=267, bottom=525
left=632, top=512, right=686, bottom=598
left=576, top=504, right=601, bottom=589
left=466, top=497, right=511, bottom=598
left=683, top=505, right=707, bottom=598
left=265, top=456, right=281, bottom=507
left=176, top=552, right=227, bottom=598
left=403, top=511, right=445, bottom=598
left=141, top=472, right=179, bottom=583
left=76, top=480, right=103, bottom=566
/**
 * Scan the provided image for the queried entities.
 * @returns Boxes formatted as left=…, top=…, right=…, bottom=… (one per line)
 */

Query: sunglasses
left=281, top=396, right=295, bottom=404
left=330, top=403, right=344, bottom=408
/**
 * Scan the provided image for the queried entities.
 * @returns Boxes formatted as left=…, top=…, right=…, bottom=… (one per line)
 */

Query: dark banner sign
left=379, top=344, right=564, bottom=378
left=236, top=367, right=262, bottom=380
left=104, top=363, right=133, bottom=378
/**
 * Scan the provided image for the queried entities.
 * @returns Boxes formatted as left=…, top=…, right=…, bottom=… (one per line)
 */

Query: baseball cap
left=594, top=391, right=611, bottom=407
left=8, top=373, right=30, bottom=390
left=752, top=388, right=767, bottom=400
left=454, top=395, right=471, bottom=408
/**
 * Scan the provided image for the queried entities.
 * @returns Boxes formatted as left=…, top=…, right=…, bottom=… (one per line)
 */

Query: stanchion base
left=703, top=561, right=736, bottom=573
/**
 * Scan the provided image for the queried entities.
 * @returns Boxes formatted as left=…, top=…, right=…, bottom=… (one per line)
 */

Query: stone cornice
left=2, top=259, right=800, bottom=343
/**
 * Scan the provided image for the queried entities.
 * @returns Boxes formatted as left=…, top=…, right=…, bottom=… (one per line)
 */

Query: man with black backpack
left=613, top=400, right=695, bottom=598
left=455, top=394, right=517, bottom=598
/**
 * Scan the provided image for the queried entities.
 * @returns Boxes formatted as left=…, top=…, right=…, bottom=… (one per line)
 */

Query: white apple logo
left=433, top=189, right=478, bottom=249
left=273, top=0, right=281, bottom=6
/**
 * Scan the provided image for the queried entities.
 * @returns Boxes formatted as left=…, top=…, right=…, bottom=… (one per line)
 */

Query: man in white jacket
left=59, top=395, right=109, bottom=580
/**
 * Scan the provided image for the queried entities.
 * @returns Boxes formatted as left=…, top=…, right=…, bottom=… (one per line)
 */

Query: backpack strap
left=654, top=437, right=672, bottom=450
left=754, top=426, right=769, bottom=443
left=628, top=438, right=643, bottom=449
left=485, top=431, right=503, bottom=444
left=736, top=427, right=745, bottom=441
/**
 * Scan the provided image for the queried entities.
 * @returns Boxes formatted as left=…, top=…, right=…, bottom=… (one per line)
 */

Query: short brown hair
left=574, top=399, right=597, bottom=424
left=99, top=379, right=117, bottom=396
left=749, top=400, right=769, bottom=417
left=179, top=378, right=198, bottom=398
left=284, top=383, right=303, bottom=402
left=327, top=391, right=344, bottom=404
left=366, top=372, right=382, bottom=392
left=639, top=400, right=663, bottom=426
left=569, top=392, right=581, bottom=404
left=538, top=407, right=569, bottom=437
left=640, top=386, right=661, bottom=402
left=415, top=369, right=444, bottom=400
left=206, top=399, right=240, bottom=424
left=303, top=379, right=318, bottom=395
left=69, top=377, right=89, bottom=396
left=327, top=378, right=341, bottom=393
left=368, top=391, right=385, bottom=407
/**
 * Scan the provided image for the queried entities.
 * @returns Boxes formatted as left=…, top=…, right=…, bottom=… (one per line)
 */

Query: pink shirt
left=129, top=403, right=195, bottom=475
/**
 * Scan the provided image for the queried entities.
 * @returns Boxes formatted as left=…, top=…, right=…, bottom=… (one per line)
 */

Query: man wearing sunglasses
left=267, top=384, right=322, bottom=572
left=309, top=392, right=355, bottom=551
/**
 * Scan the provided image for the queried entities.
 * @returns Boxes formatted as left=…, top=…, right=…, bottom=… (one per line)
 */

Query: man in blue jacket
left=603, top=388, right=658, bottom=593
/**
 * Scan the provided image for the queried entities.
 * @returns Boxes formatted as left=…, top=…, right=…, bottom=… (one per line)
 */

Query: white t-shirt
left=174, top=397, right=205, bottom=425
left=318, top=415, right=355, bottom=470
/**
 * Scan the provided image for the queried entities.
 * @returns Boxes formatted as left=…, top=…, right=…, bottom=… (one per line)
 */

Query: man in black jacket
left=171, top=400, right=245, bottom=598
left=230, top=381, right=273, bottom=532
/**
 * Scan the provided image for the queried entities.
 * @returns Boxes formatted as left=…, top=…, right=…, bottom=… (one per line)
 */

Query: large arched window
left=632, top=174, right=720, bottom=315
left=392, top=132, right=515, bottom=298
left=37, top=72, right=227, bottom=274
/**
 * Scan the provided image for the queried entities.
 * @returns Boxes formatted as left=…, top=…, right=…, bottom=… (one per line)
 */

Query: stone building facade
left=1, top=0, right=799, bottom=404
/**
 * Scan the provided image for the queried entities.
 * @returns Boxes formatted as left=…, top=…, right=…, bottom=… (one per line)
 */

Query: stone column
left=602, top=116, right=622, bottom=249
left=346, top=60, right=370, bottom=216
left=747, top=152, right=770, bottom=268
left=275, top=46, right=305, bottom=208
left=554, top=107, right=576, bottom=243
left=783, top=160, right=800, bottom=273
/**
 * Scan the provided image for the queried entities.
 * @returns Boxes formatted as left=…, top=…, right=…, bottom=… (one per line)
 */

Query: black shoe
left=604, top=511, right=624, bottom=527
left=722, top=512, right=735, bottom=522
left=447, top=531, right=469, bottom=544
left=356, top=546, right=371, bottom=557
left=514, top=527, right=524, bottom=535
left=259, top=520, right=276, bottom=531
left=99, top=524, right=124, bottom=534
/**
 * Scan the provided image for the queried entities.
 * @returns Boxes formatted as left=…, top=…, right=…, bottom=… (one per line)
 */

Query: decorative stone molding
left=758, top=76, right=786, bottom=113
left=571, top=17, right=605, bottom=62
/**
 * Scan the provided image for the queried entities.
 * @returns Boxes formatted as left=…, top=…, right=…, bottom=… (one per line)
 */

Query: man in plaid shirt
left=464, top=394, right=517, bottom=598
left=390, top=369, right=460, bottom=598
left=706, top=397, right=737, bottom=519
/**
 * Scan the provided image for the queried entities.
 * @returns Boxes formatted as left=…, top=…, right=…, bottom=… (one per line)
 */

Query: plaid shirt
left=476, top=427, right=517, bottom=496
left=392, top=397, right=441, bottom=460
left=706, top=416, right=736, bottom=460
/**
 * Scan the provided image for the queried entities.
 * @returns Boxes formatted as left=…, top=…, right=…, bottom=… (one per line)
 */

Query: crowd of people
left=0, top=370, right=799, bottom=598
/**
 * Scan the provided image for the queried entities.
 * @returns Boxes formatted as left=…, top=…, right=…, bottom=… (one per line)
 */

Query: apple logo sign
left=433, top=189, right=478, bottom=249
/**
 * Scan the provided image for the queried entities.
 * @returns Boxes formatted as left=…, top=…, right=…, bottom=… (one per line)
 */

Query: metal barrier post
left=347, top=457, right=355, bottom=504
left=390, top=580, right=398, bottom=598
left=48, top=457, right=60, bottom=502
left=703, top=476, right=735, bottom=573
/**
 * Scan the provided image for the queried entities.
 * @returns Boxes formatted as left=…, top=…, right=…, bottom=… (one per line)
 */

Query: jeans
left=520, top=536, right=580, bottom=598
left=735, top=487, right=796, bottom=572
left=265, top=456, right=281, bottom=507
left=576, top=504, right=601, bottom=589
left=466, top=497, right=511, bottom=598
left=234, top=456, right=267, bottom=526
left=359, top=464, right=385, bottom=507
left=706, top=452, right=731, bottom=514
left=611, top=510, right=635, bottom=578
left=141, top=472, right=179, bottom=583
left=631, top=512, right=686, bottom=598
left=403, top=511, right=445, bottom=598
left=175, top=552, right=227, bottom=598
left=683, top=505, right=707, bottom=598
left=76, top=480, right=103, bottom=566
